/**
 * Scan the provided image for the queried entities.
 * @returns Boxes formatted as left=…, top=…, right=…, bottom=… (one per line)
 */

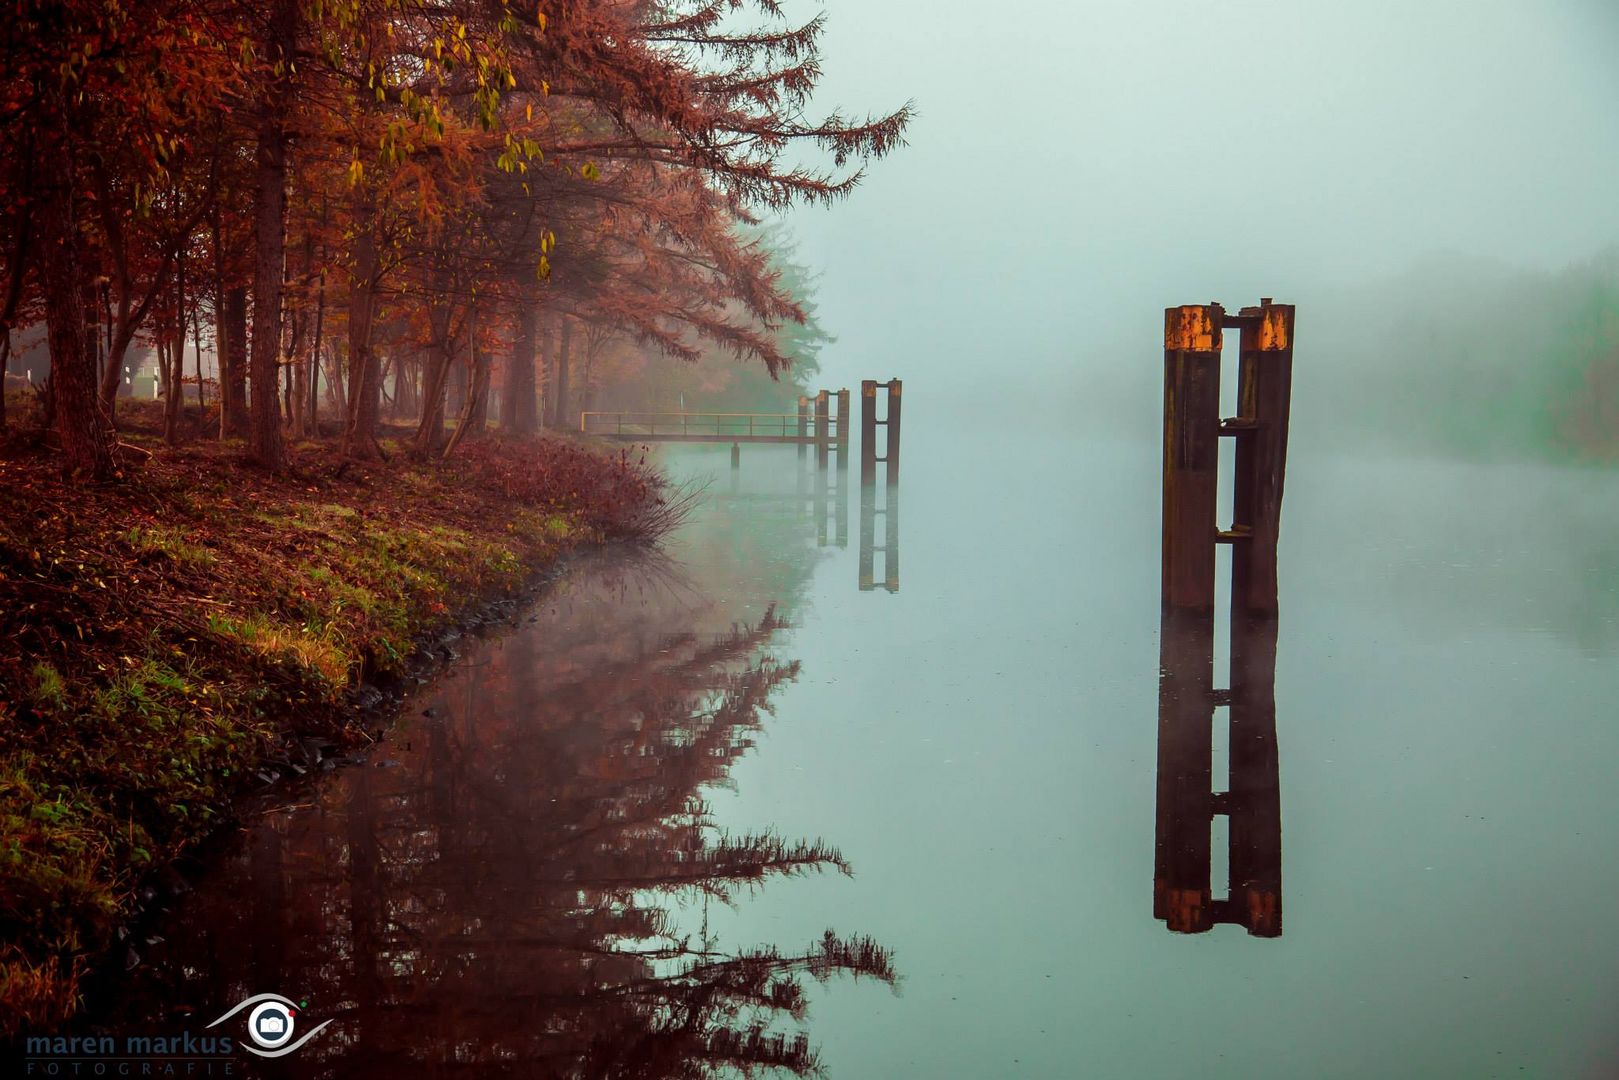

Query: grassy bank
left=0, top=402, right=672, bottom=1033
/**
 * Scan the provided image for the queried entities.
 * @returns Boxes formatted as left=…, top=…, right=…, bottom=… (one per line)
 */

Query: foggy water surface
left=89, top=408, right=1619, bottom=1078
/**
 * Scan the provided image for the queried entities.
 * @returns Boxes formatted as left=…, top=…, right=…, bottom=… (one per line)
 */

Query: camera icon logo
left=247, top=1002, right=295, bottom=1050
left=208, top=991, right=333, bottom=1058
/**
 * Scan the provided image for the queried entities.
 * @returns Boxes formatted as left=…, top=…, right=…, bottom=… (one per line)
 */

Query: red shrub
left=449, top=437, right=685, bottom=541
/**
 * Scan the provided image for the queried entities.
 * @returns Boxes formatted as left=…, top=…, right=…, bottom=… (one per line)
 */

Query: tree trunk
left=36, top=102, right=114, bottom=482
left=440, top=347, right=489, bottom=460
left=341, top=222, right=381, bottom=458
left=247, top=0, right=295, bottom=470
left=193, top=296, right=206, bottom=411
left=326, top=341, right=347, bottom=416
left=212, top=167, right=247, bottom=438
left=164, top=254, right=186, bottom=446
left=392, top=355, right=413, bottom=421
left=550, top=315, right=572, bottom=430
left=220, top=287, right=248, bottom=434
left=307, top=269, right=324, bottom=436
left=0, top=139, right=33, bottom=433
left=0, top=328, right=10, bottom=432
left=502, top=300, right=539, bottom=434
left=413, top=345, right=454, bottom=457
left=283, top=313, right=299, bottom=430
left=465, top=348, right=490, bottom=436
left=379, top=353, right=396, bottom=418
left=97, top=300, right=136, bottom=417
left=448, top=355, right=467, bottom=420
left=413, top=289, right=460, bottom=458
left=578, top=336, right=594, bottom=416
left=540, top=321, right=557, bottom=429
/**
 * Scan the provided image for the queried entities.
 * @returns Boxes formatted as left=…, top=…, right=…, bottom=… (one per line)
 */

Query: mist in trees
left=0, top=0, right=911, bottom=479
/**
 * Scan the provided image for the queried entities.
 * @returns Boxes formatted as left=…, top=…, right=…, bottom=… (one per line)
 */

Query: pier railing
left=579, top=410, right=843, bottom=444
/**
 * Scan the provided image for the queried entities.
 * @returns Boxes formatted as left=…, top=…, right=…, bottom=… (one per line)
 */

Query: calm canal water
left=86, top=410, right=1619, bottom=1078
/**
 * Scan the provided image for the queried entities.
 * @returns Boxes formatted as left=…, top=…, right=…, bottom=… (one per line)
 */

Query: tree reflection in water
left=103, top=554, right=896, bottom=1078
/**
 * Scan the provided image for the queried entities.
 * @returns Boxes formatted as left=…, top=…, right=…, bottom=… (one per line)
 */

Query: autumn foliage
left=0, top=0, right=911, bottom=477
left=0, top=0, right=910, bottom=1033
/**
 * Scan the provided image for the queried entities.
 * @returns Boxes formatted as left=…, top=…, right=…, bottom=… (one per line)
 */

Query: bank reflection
left=1153, top=611, right=1282, bottom=936
left=107, top=556, right=895, bottom=1077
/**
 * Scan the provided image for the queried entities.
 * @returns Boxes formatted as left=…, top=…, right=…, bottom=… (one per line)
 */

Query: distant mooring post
left=859, top=379, right=902, bottom=592
left=860, top=379, right=902, bottom=489
left=1154, top=299, right=1293, bottom=937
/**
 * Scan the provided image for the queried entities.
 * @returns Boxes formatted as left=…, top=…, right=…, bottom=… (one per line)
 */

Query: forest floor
left=0, top=396, right=676, bottom=1034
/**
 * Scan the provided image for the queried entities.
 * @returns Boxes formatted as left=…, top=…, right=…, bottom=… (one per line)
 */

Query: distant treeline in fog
left=1303, top=249, right=1619, bottom=464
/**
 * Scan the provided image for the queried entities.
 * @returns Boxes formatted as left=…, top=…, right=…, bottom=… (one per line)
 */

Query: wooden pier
left=581, top=380, right=901, bottom=589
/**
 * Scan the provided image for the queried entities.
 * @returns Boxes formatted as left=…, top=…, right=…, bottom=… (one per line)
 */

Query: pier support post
left=814, top=389, right=830, bottom=472
left=798, top=396, right=809, bottom=464
left=1228, top=613, right=1282, bottom=936
left=1231, top=300, right=1295, bottom=617
left=885, top=379, right=902, bottom=488
left=1162, top=305, right=1223, bottom=616
left=836, top=389, right=850, bottom=475
left=860, top=381, right=878, bottom=487
left=1154, top=612, right=1215, bottom=933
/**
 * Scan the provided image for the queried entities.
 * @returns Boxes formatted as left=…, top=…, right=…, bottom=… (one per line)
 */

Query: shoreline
left=0, top=405, right=671, bottom=1033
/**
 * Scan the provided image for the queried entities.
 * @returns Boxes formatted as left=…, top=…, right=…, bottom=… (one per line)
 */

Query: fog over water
left=777, top=0, right=1619, bottom=416
left=75, top=6, right=1619, bottom=1077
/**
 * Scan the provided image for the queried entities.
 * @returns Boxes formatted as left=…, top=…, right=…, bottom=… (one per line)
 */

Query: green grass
left=121, top=525, right=215, bottom=569
left=0, top=420, right=660, bottom=1034
left=29, top=662, right=66, bottom=710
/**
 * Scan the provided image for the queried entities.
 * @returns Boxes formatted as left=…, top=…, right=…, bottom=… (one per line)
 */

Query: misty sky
left=778, top=0, right=1619, bottom=395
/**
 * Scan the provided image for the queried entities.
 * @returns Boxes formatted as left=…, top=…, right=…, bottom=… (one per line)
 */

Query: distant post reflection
left=816, top=445, right=830, bottom=546
left=1153, top=610, right=1282, bottom=936
left=804, top=457, right=848, bottom=548
left=858, top=483, right=899, bottom=592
